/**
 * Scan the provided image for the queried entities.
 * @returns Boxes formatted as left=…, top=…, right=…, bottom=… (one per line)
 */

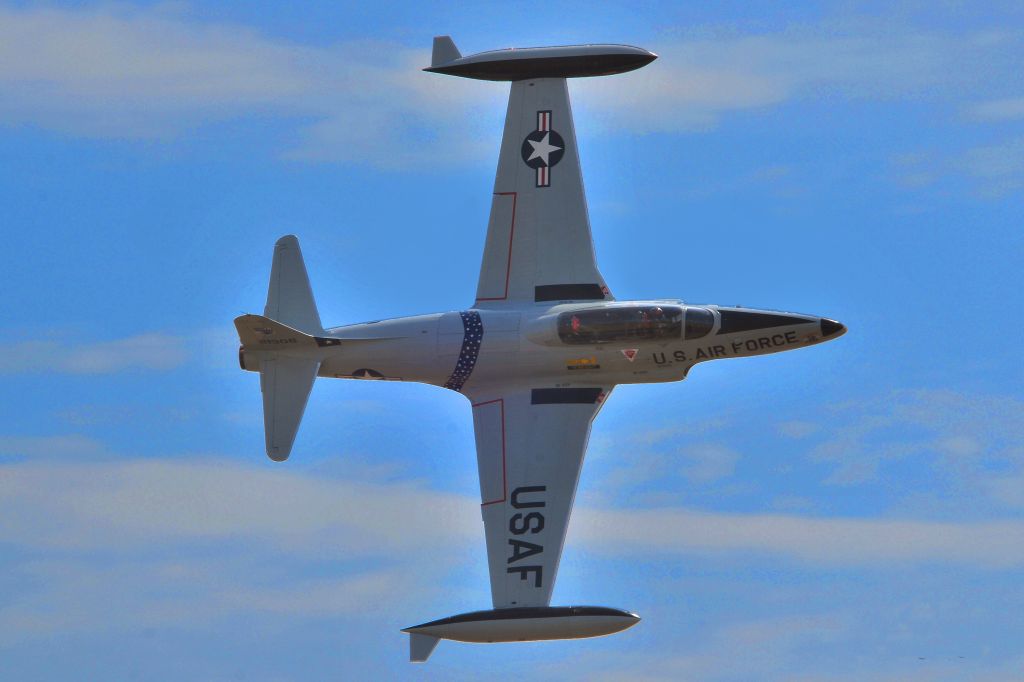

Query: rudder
left=265, top=235, right=322, bottom=334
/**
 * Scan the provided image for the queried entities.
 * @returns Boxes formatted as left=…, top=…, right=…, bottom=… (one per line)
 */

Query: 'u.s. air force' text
left=653, top=331, right=800, bottom=364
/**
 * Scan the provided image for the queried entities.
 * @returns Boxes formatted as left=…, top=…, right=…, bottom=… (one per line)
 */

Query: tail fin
left=409, top=633, right=440, bottom=663
left=259, top=354, right=319, bottom=462
left=265, top=235, right=322, bottom=334
left=235, top=234, right=323, bottom=462
left=430, top=36, right=461, bottom=67
left=234, top=314, right=320, bottom=461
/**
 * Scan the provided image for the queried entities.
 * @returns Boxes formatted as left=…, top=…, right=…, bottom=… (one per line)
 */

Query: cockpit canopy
left=684, top=307, right=714, bottom=339
left=557, top=305, right=713, bottom=345
left=558, top=306, right=680, bottom=344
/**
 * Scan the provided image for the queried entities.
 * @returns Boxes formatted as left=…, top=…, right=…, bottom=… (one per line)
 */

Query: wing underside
left=467, top=386, right=611, bottom=608
left=475, top=78, right=612, bottom=307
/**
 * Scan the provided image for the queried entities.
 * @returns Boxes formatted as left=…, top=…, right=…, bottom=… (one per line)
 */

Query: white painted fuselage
left=239, top=301, right=846, bottom=393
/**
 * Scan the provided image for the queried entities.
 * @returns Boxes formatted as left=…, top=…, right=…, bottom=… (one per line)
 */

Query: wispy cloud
left=574, top=27, right=1022, bottom=133
left=574, top=507, right=1024, bottom=568
left=892, top=136, right=1024, bottom=198
left=547, top=612, right=1024, bottom=682
left=0, top=556, right=421, bottom=644
left=3, top=456, right=1021, bottom=568
left=960, top=135, right=1024, bottom=196
left=590, top=420, right=739, bottom=497
left=0, top=5, right=502, bottom=167
left=2, top=454, right=1023, bottom=647
left=777, top=420, right=819, bottom=438
left=0, top=458, right=477, bottom=553
left=0, top=435, right=104, bottom=458
left=1, top=6, right=1020, bottom=166
left=965, top=96, right=1024, bottom=122
left=546, top=614, right=847, bottom=682
left=808, top=389, right=1024, bottom=492
left=679, top=443, right=740, bottom=483
left=0, top=332, right=187, bottom=374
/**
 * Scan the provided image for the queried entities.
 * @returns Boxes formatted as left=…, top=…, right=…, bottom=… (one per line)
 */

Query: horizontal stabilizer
left=260, top=355, right=320, bottom=461
left=408, top=633, right=440, bottom=663
left=234, top=314, right=318, bottom=351
left=431, top=36, right=461, bottom=67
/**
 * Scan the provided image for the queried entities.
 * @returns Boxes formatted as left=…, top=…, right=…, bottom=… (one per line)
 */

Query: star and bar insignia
left=521, top=110, right=565, bottom=187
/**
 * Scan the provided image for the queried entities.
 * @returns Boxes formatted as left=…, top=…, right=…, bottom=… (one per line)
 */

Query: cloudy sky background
left=2, top=1, right=1023, bottom=679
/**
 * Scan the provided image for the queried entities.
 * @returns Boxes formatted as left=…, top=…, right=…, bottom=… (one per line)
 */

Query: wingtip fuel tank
left=402, top=606, right=640, bottom=662
left=425, top=35, right=656, bottom=81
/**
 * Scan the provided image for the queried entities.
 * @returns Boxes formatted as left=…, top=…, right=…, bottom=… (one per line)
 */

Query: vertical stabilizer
left=265, top=235, right=322, bottom=334
left=431, top=36, right=461, bottom=67
left=409, top=633, right=440, bottom=663
left=259, top=355, right=320, bottom=462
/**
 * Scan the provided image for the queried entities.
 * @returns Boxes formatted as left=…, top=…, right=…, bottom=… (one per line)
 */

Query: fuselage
left=241, top=301, right=846, bottom=393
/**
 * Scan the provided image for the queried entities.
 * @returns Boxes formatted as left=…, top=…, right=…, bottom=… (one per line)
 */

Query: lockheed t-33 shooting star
left=234, top=36, right=846, bottom=662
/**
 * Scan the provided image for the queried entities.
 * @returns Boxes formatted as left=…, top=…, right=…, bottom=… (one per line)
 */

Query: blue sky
left=2, top=1, right=1023, bottom=679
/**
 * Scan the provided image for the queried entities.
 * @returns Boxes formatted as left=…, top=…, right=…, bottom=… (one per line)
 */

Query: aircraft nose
left=820, top=318, right=846, bottom=338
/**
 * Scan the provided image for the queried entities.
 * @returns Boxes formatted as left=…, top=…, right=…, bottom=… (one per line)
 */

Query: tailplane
left=235, top=235, right=326, bottom=461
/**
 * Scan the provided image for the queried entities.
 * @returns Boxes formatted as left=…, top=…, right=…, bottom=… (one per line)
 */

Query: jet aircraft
left=234, top=36, right=846, bottom=662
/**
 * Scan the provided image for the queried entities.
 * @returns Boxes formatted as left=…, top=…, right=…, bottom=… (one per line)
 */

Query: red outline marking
left=472, top=398, right=507, bottom=506
left=475, top=191, right=517, bottom=302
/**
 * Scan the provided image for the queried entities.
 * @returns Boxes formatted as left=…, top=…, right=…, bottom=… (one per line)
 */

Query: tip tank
left=403, top=605, right=640, bottom=661
left=424, top=37, right=656, bottom=81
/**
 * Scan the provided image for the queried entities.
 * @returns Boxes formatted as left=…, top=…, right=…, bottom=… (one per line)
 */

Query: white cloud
left=679, top=443, right=739, bottom=483
left=777, top=420, right=819, bottom=438
left=966, top=96, right=1024, bottom=121
left=570, top=614, right=847, bottom=682
left=810, top=389, right=1024, bottom=491
left=563, top=612, right=1024, bottom=682
left=3, top=456, right=1022, bottom=569
left=0, top=6, right=1019, bottom=166
left=0, top=556, right=421, bottom=644
left=0, top=5, right=502, bottom=167
left=0, top=457, right=477, bottom=641
left=0, top=458, right=477, bottom=554
left=0, top=434, right=104, bottom=458
left=574, top=506, right=1024, bottom=568
left=2, top=453, right=1023, bottom=648
left=984, top=469, right=1024, bottom=509
left=573, top=28, right=1020, bottom=134
left=0, top=332, right=188, bottom=374
left=892, top=136, right=1024, bottom=198
left=960, top=136, right=1024, bottom=196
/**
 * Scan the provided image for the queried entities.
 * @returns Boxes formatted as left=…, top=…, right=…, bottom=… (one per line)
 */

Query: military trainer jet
left=234, top=36, right=846, bottom=662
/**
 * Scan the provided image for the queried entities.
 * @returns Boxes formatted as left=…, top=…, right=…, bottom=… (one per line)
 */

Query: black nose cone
left=820, top=318, right=846, bottom=338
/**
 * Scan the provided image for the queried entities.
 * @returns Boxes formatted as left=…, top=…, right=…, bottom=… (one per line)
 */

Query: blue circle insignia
left=521, top=129, right=565, bottom=169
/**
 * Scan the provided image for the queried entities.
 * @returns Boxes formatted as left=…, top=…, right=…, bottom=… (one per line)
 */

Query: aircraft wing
left=466, top=386, right=612, bottom=607
left=475, top=78, right=613, bottom=307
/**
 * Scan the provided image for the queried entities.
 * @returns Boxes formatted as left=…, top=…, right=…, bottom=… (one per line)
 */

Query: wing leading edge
left=466, top=386, right=612, bottom=608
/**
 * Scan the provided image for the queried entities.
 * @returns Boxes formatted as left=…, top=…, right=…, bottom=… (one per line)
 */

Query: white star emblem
left=527, top=132, right=562, bottom=166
